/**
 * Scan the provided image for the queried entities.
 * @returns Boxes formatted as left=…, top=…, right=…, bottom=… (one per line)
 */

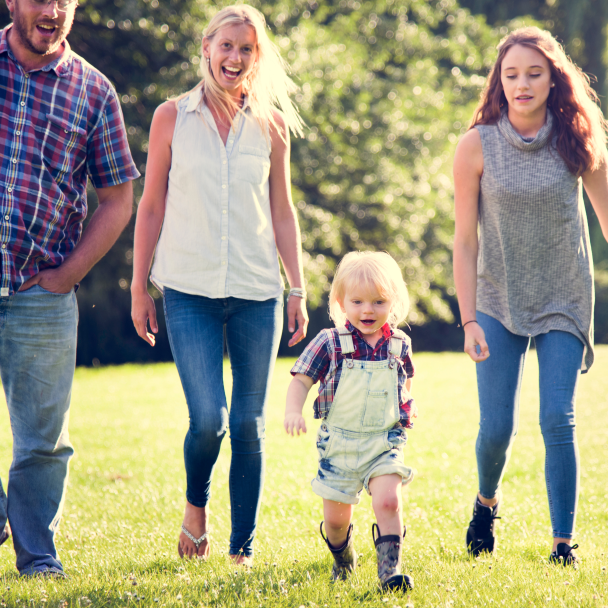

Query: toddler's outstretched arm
left=284, top=373, right=314, bottom=436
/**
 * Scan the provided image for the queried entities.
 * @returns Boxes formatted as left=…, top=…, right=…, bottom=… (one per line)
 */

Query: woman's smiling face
left=203, top=23, right=257, bottom=97
left=500, top=44, right=553, bottom=118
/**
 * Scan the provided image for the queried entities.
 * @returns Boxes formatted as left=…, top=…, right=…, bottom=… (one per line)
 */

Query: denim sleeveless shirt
left=151, top=89, right=284, bottom=300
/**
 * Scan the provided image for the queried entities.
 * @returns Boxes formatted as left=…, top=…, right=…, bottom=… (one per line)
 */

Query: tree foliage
left=0, top=0, right=606, bottom=364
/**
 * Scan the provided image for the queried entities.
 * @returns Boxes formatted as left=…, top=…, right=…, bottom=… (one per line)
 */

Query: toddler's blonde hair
left=329, top=251, right=409, bottom=328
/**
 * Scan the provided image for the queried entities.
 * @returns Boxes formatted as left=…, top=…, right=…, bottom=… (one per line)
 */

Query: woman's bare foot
left=229, top=553, right=253, bottom=567
left=178, top=502, right=210, bottom=559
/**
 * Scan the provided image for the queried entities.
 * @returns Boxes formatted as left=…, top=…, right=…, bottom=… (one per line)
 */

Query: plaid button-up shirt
left=291, top=321, right=417, bottom=428
left=0, top=26, right=139, bottom=296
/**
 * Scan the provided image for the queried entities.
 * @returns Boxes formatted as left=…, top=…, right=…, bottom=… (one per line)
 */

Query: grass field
left=0, top=348, right=607, bottom=607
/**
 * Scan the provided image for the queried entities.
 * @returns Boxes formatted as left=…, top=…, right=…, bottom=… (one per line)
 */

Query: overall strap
left=337, top=326, right=355, bottom=355
left=389, top=337, right=402, bottom=357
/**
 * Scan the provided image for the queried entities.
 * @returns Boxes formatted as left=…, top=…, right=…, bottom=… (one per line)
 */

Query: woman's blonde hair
left=329, top=252, right=410, bottom=328
left=470, top=26, right=608, bottom=176
left=185, top=4, right=303, bottom=138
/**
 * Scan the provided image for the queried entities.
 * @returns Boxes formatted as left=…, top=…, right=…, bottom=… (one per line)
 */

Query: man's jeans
left=0, top=285, right=77, bottom=574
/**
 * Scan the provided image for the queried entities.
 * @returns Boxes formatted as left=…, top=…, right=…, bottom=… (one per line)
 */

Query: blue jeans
left=163, top=289, right=283, bottom=557
left=475, top=311, right=584, bottom=539
left=0, top=285, right=78, bottom=574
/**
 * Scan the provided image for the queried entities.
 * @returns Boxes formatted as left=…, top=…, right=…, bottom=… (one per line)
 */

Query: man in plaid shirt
left=0, top=0, right=139, bottom=576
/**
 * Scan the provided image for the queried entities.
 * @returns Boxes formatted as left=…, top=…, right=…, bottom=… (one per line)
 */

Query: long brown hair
left=470, top=27, right=608, bottom=176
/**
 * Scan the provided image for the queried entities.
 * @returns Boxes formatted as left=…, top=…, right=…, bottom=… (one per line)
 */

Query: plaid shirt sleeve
left=399, top=336, right=417, bottom=429
left=290, top=329, right=332, bottom=384
left=86, top=87, right=139, bottom=188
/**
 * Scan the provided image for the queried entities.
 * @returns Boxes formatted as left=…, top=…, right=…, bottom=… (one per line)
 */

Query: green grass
left=0, top=348, right=607, bottom=607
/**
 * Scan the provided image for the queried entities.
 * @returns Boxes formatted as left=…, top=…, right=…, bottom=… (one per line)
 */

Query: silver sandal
left=179, top=524, right=209, bottom=555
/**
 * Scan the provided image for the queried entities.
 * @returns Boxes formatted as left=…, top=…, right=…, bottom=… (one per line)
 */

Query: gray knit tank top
left=475, top=110, right=594, bottom=371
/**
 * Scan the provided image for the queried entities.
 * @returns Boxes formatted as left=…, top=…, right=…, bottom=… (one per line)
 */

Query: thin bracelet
left=287, top=288, right=307, bottom=301
left=462, top=320, right=478, bottom=328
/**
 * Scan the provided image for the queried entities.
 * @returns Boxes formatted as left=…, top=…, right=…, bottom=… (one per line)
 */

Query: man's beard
left=12, top=7, right=73, bottom=57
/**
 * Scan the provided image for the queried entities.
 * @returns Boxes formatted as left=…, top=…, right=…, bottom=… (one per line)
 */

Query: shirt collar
left=345, top=320, right=393, bottom=342
left=186, top=86, right=250, bottom=114
left=0, top=25, right=72, bottom=77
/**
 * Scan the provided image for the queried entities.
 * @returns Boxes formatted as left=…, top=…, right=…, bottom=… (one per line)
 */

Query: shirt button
left=222, top=184, right=226, bottom=189
left=223, top=161, right=227, bottom=165
left=7, top=187, right=12, bottom=192
left=221, top=236, right=226, bottom=240
left=12, top=159, right=16, bottom=164
left=20, top=101, right=25, bottom=106
left=4, top=215, right=8, bottom=220
left=16, top=131, right=20, bottom=136
left=64, top=129, right=68, bottom=134
left=1, top=244, right=5, bottom=249
left=221, top=261, right=226, bottom=265
left=222, top=210, right=227, bottom=214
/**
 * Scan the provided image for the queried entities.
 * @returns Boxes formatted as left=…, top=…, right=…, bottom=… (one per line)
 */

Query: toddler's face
left=340, top=285, right=393, bottom=341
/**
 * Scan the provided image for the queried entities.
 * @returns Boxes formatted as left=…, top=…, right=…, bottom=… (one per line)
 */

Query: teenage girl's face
left=203, top=24, right=257, bottom=98
left=340, top=285, right=393, bottom=342
left=500, top=44, right=553, bottom=118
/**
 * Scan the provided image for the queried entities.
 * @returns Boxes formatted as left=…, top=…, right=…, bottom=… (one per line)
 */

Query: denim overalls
left=312, top=326, right=414, bottom=504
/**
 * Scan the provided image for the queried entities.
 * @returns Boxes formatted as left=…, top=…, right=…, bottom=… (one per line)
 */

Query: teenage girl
left=453, top=27, right=608, bottom=565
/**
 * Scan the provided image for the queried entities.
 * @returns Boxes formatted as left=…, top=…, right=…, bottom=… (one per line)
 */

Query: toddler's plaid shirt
left=291, top=321, right=417, bottom=428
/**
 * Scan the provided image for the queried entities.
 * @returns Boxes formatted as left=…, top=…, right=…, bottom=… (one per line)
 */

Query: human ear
left=338, top=299, right=346, bottom=313
left=202, top=37, right=211, bottom=60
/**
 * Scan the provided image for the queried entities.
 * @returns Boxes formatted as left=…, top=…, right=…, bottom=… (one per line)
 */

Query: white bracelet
left=287, top=288, right=307, bottom=300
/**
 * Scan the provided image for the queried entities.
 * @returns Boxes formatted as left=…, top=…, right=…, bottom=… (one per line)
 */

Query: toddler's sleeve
left=290, top=329, right=332, bottom=384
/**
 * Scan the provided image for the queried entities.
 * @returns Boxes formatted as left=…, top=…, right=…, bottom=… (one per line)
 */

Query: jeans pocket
left=387, top=426, right=407, bottom=449
left=316, top=425, right=333, bottom=459
left=362, top=390, right=389, bottom=427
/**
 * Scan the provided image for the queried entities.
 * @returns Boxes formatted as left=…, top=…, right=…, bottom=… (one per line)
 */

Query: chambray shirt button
left=321, top=424, right=327, bottom=431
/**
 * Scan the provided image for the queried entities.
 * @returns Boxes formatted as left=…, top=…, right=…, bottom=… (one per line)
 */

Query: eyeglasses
left=28, top=0, right=79, bottom=12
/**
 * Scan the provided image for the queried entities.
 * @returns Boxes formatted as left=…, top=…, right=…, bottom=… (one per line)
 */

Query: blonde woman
left=454, top=27, right=608, bottom=564
left=131, top=5, right=308, bottom=565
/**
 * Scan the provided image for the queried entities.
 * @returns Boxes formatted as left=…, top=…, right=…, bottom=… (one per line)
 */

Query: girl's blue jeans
left=475, top=311, right=584, bottom=539
left=163, top=288, right=283, bottom=557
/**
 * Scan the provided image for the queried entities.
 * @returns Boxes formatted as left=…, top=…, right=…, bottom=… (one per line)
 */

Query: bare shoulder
left=454, top=128, right=483, bottom=176
left=148, top=100, right=178, bottom=148
left=153, top=100, right=178, bottom=128
left=269, top=109, right=289, bottom=152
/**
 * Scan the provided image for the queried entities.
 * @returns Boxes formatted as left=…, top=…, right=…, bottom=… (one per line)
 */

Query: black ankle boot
left=549, top=543, right=579, bottom=567
left=372, top=523, right=414, bottom=591
left=466, top=497, right=500, bottom=556
left=320, top=522, right=357, bottom=580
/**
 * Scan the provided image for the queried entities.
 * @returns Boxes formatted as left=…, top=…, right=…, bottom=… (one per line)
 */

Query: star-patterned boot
left=373, top=523, right=413, bottom=591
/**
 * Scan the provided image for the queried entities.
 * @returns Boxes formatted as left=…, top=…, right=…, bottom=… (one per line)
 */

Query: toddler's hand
left=284, top=413, right=307, bottom=436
